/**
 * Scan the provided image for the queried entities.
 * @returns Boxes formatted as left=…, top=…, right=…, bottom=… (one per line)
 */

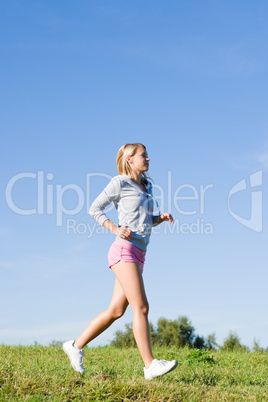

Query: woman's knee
left=109, top=306, right=127, bottom=320
left=134, top=301, right=149, bottom=316
left=143, top=302, right=149, bottom=316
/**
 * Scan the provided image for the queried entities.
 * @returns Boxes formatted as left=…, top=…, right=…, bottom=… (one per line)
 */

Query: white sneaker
left=63, top=340, right=86, bottom=374
left=144, top=358, right=178, bottom=380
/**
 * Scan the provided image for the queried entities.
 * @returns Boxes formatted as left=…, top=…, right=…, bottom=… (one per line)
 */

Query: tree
left=157, top=316, right=195, bottom=348
left=252, top=338, right=264, bottom=353
left=193, top=335, right=206, bottom=349
left=111, top=316, right=196, bottom=348
left=111, top=323, right=136, bottom=348
left=204, top=333, right=218, bottom=350
left=221, top=332, right=248, bottom=351
left=111, top=322, right=158, bottom=348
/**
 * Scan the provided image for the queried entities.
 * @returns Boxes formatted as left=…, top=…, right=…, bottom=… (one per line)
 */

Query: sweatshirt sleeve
left=148, top=181, right=161, bottom=227
left=89, top=176, right=121, bottom=226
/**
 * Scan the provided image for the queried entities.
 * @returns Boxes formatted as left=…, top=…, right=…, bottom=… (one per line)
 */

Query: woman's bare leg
left=111, top=261, right=154, bottom=369
left=74, top=278, right=128, bottom=349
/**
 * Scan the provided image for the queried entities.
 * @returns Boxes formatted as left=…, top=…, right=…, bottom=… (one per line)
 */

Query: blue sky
left=1, top=0, right=267, bottom=350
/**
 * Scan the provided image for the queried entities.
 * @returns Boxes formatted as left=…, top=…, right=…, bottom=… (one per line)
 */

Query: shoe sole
left=63, top=343, right=86, bottom=374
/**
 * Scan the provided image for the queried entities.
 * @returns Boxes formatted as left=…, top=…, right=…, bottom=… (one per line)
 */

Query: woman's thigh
left=108, top=277, right=129, bottom=317
left=111, top=261, right=148, bottom=311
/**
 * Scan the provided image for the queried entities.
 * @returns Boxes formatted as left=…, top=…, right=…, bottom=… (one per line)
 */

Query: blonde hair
left=116, top=143, right=148, bottom=185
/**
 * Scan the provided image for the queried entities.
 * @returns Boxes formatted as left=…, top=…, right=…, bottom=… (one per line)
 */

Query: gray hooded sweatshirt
left=89, top=174, right=159, bottom=251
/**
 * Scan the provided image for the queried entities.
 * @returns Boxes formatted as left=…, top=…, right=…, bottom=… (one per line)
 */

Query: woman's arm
left=89, top=176, right=133, bottom=240
left=153, top=212, right=174, bottom=226
left=89, top=176, right=121, bottom=226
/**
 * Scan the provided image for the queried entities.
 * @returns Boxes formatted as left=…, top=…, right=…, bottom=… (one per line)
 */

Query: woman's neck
left=130, top=171, right=142, bottom=184
left=128, top=172, right=147, bottom=192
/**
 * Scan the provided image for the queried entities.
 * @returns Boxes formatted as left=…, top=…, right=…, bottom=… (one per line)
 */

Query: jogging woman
left=63, top=143, right=178, bottom=380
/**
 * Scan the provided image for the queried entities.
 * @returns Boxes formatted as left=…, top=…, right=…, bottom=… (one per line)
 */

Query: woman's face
left=128, top=146, right=150, bottom=174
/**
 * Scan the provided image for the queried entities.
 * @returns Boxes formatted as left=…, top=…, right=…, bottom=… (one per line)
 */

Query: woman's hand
left=103, top=219, right=133, bottom=239
left=160, top=212, right=174, bottom=224
left=153, top=213, right=174, bottom=226
left=116, top=226, right=133, bottom=240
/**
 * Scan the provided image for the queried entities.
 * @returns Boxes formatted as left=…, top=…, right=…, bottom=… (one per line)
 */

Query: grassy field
left=1, top=344, right=268, bottom=401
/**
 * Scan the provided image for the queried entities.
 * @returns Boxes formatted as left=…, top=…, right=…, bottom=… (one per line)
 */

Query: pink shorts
left=108, top=238, right=146, bottom=273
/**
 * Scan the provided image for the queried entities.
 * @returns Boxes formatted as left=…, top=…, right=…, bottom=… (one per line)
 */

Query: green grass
left=1, top=345, right=268, bottom=401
